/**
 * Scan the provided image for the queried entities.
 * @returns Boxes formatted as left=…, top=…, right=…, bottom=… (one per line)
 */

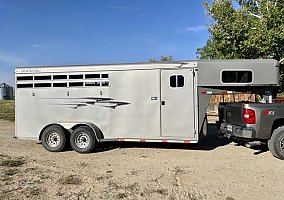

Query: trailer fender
left=39, top=122, right=103, bottom=141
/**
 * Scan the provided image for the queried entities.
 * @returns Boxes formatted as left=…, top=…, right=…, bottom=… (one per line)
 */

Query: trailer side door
left=161, top=69, right=195, bottom=138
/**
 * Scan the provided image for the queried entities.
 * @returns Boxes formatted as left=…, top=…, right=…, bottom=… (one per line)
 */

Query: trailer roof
left=15, top=59, right=278, bottom=74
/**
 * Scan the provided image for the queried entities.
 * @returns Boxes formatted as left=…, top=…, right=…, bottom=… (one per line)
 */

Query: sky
left=0, top=0, right=209, bottom=86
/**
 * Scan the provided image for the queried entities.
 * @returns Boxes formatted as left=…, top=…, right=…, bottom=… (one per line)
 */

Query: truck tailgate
left=226, top=103, right=244, bottom=126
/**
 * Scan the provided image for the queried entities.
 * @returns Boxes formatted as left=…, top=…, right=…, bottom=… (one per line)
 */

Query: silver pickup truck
left=220, top=102, right=284, bottom=160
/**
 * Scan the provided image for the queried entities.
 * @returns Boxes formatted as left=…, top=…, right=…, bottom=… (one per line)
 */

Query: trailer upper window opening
left=53, top=82, right=67, bottom=87
left=17, top=83, right=33, bottom=88
left=53, top=75, right=67, bottom=80
left=69, top=82, right=84, bottom=87
left=102, top=74, right=109, bottom=78
left=69, top=74, right=83, bottom=79
left=85, top=74, right=100, bottom=79
left=170, top=75, right=184, bottom=88
left=34, top=83, right=52, bottom=88
left=222, top=70, right=253, bottom=83
left=17, top=76, right=33, bottom=81
left=34, top=75, right=52, bottom=80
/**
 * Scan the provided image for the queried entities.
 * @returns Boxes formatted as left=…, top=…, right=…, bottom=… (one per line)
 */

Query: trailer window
left=53, top=82, right=67, bottom=87
left=222, top=71, right=252, bottom=83
left=69, top=74, right=83, bottom=79
left=101, top=81, right=110, bottom=87
left=53, top=75, right=67, bottom=80
left=34, top=83, right=52, bottom=88
left=85, top=74, right=100, bottom=79
left=17, top=76, right=33, bottom=81
left=69, top=82, right=84, bottom=87
left=17, top=83, right=33, bottom=88
left=34, top=75, right=51, bottom=80
left=170, top=75, right=184, bottom=88
left=102, top=74, right=109, bottom=78
left=85, top=82, right=100, bottom=86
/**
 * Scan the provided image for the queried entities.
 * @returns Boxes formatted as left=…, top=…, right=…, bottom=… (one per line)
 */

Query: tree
left=197, top=0, right=284, bottom=89
left=149, top=55, right=174, bottom=62
left=197, top=0, right=284, bottom=61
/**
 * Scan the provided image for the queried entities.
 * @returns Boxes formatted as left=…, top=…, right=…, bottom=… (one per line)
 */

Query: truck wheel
left=41, top=125, right=66, bottom=152
left=268, top=126, right=284, bottom=160
left=70, top=126, right=96, bottom=153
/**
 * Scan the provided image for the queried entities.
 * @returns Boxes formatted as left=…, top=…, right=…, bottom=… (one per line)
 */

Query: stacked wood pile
left=208, top=95, right=284, bottom=115
left=207, top=94, right=256, bottom=115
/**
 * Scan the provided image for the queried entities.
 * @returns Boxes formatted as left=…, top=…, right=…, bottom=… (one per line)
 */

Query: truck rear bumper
left=220, top=123, right=256, bottom=139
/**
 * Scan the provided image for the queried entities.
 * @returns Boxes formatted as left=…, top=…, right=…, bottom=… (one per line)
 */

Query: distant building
left=0, top=83, right=13, bottom=100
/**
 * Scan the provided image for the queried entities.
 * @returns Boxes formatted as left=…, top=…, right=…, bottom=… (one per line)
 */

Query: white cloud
left=32, top=43, right=44, bottom=48
left=185, top=25, right=207, bottom=33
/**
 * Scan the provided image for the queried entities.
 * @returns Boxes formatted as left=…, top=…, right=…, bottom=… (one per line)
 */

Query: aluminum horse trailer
left=15, top=59, right=279, bottom=153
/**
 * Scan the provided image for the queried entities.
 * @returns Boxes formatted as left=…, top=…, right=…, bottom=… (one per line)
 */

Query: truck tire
left=268, top=126, right=284, bottom=160
left=70, top=126, right=96, bottom=153
left=41, top=125, right=67, bottom=152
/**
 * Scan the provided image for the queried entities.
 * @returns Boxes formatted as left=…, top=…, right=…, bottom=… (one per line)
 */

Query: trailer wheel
left=70, top=126, right=96, bottom=153
left=268, top=126, right=284, bottom=160
left=41, top=125, right=66, bottom=152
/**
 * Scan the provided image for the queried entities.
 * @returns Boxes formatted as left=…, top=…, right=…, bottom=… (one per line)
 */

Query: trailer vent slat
left=17, top=84, right=33, bottom=88
left=34, top=75, right=51, bottom=80
left=34, top=83, right=52, bottom=88
left=85, top=74, right=100, bottom=79
left=69, top=82, right=84, bottom=87
left=53, top=83, right=68, bottom=87
left=53, top=75, right=67, bottom=80
left=17, top=76, right=33, bottom=81
left=69, top=74, right=83, bottom=79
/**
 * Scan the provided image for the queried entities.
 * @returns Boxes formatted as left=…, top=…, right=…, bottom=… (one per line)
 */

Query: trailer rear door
left=161, top=69, right=195, bottom=138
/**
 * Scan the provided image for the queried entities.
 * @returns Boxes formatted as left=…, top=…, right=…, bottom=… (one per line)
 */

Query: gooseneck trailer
left=15, top=59, right=280, bottom=155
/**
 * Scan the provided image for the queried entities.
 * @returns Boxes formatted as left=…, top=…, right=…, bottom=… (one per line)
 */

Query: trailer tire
left=268, top=126, right=284, bottom=160
left=70, top=126, right=96, bottom=153
left=41, top=125, right=67, bottom=152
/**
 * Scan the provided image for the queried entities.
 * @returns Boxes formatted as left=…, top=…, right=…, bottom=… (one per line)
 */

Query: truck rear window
left=222, top=71, right=252, bottom=83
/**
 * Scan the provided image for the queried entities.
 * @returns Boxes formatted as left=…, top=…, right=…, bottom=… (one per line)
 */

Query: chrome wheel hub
left=75, top=132, right=90, bottom=148
left=280, top=137, right=284, bottom=151
left=47, top=132, right=60, bottom=147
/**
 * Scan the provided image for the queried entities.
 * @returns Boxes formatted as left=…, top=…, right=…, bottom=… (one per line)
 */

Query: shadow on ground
left=94, top=124, right=232, bottom=153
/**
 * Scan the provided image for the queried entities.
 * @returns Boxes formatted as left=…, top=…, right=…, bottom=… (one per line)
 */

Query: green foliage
left=197, top=0, right=284, bottom=89
left=198, top=0, right=284, bottom=60
left=149, top=55, right=174, bottom=62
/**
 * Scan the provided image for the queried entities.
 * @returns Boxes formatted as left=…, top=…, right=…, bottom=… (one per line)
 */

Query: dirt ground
left=0, top=120, right=283, bottom=200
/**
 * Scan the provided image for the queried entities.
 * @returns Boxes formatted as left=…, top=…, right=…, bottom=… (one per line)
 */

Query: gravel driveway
left=0, top=120, right=283, bottom=200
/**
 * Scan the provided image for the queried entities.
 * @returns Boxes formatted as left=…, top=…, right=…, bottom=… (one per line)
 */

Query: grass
left=0, top=157, right=25, bottom=167
left=58, top=175, right=83, bottom=185
left=0, top=100, right=15, bottom=121
left=3, top=168, right=20, bottom=176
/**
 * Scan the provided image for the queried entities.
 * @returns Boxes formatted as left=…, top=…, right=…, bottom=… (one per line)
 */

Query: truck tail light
left=243, top=108, right=256, bottom=124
